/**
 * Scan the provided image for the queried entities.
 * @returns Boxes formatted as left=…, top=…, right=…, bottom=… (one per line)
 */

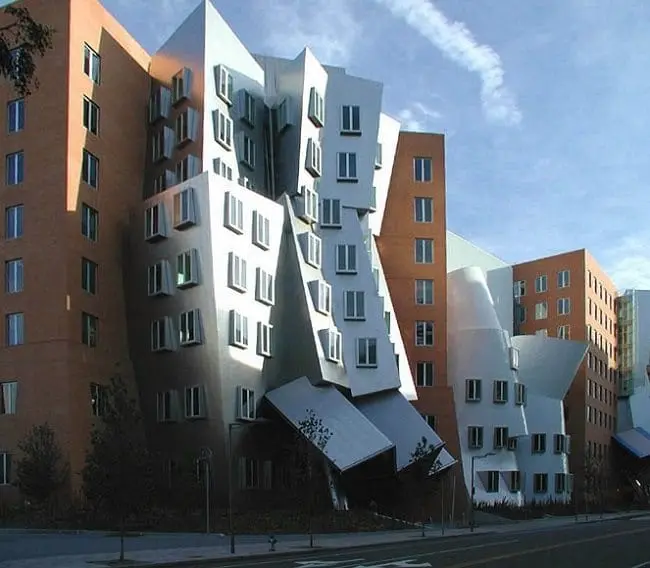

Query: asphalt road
left=196, top=518, right=650, bottom=568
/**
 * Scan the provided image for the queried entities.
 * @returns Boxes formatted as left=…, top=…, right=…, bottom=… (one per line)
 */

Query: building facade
left=513, top=250, right=619, bottom=496
left=0, top=0, right=150, bottom=497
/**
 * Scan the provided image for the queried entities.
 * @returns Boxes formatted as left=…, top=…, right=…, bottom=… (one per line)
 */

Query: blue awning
left=614, top=427, right=650, bottom=458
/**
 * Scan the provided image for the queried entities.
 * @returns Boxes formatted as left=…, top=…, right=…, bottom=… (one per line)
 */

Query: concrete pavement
left=0, top=512, right=643, bottom=568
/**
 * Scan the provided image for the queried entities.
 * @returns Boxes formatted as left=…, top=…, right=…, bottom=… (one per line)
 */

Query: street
left=195, top=518, right=650, bottom=568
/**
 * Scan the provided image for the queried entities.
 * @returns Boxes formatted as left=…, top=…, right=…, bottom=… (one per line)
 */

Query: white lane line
left=213, top=538, right=520, bottom=568
left=629, top=562, right=650, bottom=568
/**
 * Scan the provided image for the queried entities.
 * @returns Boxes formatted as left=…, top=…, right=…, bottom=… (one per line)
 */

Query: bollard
left=268, top=534, right=277, bottom=552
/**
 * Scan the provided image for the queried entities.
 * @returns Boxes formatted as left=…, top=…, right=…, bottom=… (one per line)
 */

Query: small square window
left=171, top=68, right=191, bottom=104
left=252, top=211, right=270, bottom=249
left=229, top=310, right=249, bottom=348
left=414, top=197, right=433, bottom=222
left=5, top=312, right=24, bottom=346
left=303, top=233, right=322, bottom=269
left=533, top=473, right=548, bottom=494
left=216, top=65, right=234, bottom=104
left=5, top=258, right=23, bottom=294
left=416, top=362, right=434, bottom=387
left=308, top=87, right=324, bottom=126
left=184, top=385, right=205, bottom=419
left=7, top=98, right=24, bottom=133
left=321, top=198, right=341, bottom=228
left=310, top=280, right=331, bottom=315
left=535, top=275, right=547, bottom=293
left=415, top=279, right=434, bottom=305
left=344, top=290, right=365, bottom=320
left=558, top=324, right=571, bottom=340
left=224, top=193, right=244, bottom=234
left=175, top=108, right=198, bottom=146
left=558, top=297, right=571, bottom=315
left=415, top=238, right=433, bottom=263
left=82, top=312, right=98, bottom=347
left=238, top=90, right=256, bottom=126
left=81, top=204, right=98, bottom=241
left=306, top=138, right=322, bottom=177
left=415, top=320, right=434, bottom=346
left=514, top=280, right=526, bottom=297
left=466, top=378, right=481, bottom=402
left=6, top=151, right=24, bottom=185
left=256, top=268, right=275, bottom=305
left=228, top=253, right=247, bottom=293
left=336, top=244, right=357, bottom=274
left=238, top=133, right=256, bottom=169
left=214, top=110, right=233, bottom=150
left=340, top=105, right=360, bottom=134
left=83, top=97, right=100, bottom=135
left=237, top=386, right=256, bottom=420
left=468, top=426, right=483, bottom=449
left=493, top=380, right=508, bottom=403
left=357, top=338, right=378, bottom=367
left=534, top=301, right=548, bottom=320
left=509, top=471, right=522, bottom=492
left=81, top=258, right=97, bottom=294
left=558, top=269, right=570, bottom=288
left=83, top=44, right=101, bottom=84
left=151, top=317, right=172, bottom=351
left=81, top=149, right=99, bottom=188
left=177, top=249, right=199, bottom=288
left=532, top=433, right=546, bottom=454
left=486, top=470, right=500, bottom=493
left=179, top=309, right=201, bottom=346
left=325, top=329, right=342, bottom=363
left=297, top=186, right=318, bottom=224
left=257, top=323, right=273, bottom=357
left=509, top=347, right=519, bottom=370
left=414, top=157, right=432, bottom=182
left=493, top=426, right=509, bottom=450
left=148, top=260, right=172, bottom=296
left=173, top=188, right=197, bottom=229
left=144, top=203, right=167, bottom=241
left=337, top=152, right=357, bottom=181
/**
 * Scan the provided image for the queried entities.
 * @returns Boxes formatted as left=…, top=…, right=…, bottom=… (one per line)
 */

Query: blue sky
left=103, top=0, right=650, bottom=290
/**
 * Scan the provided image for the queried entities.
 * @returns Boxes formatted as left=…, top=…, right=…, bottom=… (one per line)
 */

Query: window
left=558, top=325, right=571, bottom=340
left=257, top=322, right=273, bottom=357
left=341, top=105, right=360, bottom=133
left=5, top=258, right=23, bottom=294
left=0, top=381, right=17, bottom=415
left=213, top=158, right=233, bottom=181
left=184, top=386, right=205, bottom=419
left=416, top=362, right=434, bottom=387
left=555, top=473, right=567, bottom=494
left=1, top=453, right=11, bottom=485
left=83, top=43, right=101, bottom=83
left=230, top=310, right=249, bottom=348
left=171, top=68, right=191, bottom=103
left=144, top=203, right=166, bottom=241
left=252, top=212, right=270, bottom=249
left=83, top=97, right=99, bottom=135
left=468, top=426, right=484, bottom=449
left=224, top=193, right=244, bottom=234
left=423, top=414, right=436, bottom=429
left=466, top=378, right=481, bottom=401
left=516, top=305, right=527, bottom=323
left=149, top=85, right=171, bottom=123
left=256, top=268, right=275, bottom=305
left=384, top=311, right=391, bottom=333
left=558, top=269, right=570, bottom=288
left=276, top=98, right=292, bottom=132
left=415, top=279, right=434, bottom=305
left=415, top=238, right=434, bottom=263
left=173, top=188, right=197, bottom=229
left=81, top=312, right=98, bottom=347
left=7, top=98, right=24, bottom=132
left=532, top=433, right=547, bottom=454
left=414, top=197, right=433, bottom=223
left=297, top=186, right=318, bottom=223
left=6, top=151, right=23, bottom=185
left=415, top=320, right=434, bottom=346
left=534, top=301, right=548, bottom=320
left=228, top=253, right=247, bottom=292
left=311, top=280, right=331, bottom=315
left=509, top=347, right=519, bottom=371
left=493, top=380, right=508, bottom=403
left=509, top=471, right=522, bottom=492
left=215, top=110, right=233, bottom=149
left=344, top=290, right=365, bottom=320
left=535, top=329, right=548, bottom=337
left=90, top=383, right=106, bottom=417
left=237, top=387, right=256, bottom=420
left=152, top=128, right=174, bottom=163
left=486, top=471, right=500, bottom=493
left=554, top=434, right=570, bottom=454
left=5, top=312, right=23, bottom=346
left=175, top=108, right=198, bottom=145
left=176, top=155, right=200, bottom=182
left=533, top=473, right=548, bottom=494
left=179, top=309, right=201, bottom=346
left=507, top=437, right=518, bottom=451
left=321, top=198, right=341, bottom=228
left=375, top=143, right=383, bottom=169
left=177, top=249, right=199, bottom=288
left=156, top=390, right=176, bottom=422
left=325, top=329, right=342, bottom=363
left=305, top=233, right=322, bottom=268
left=81, top=149, right=99, bottom=188
left=238, top=134, right=256, bottom=169
left=336, top=244, right=357, bottom=274
left=239, top=90, right=256, bottom=126
left=5, top=205, right=23, bottom=239
left=414, top=157, right=432, bottom=182
left=558, top=297, right=571, bottom=315
left=514, top=280, right=526, bottom=297
left=534, top=274, right=547, bottom=293
left=240, top=457, right=260, bottom=489
left=357, top=338, right=378, bottom=367
left=337, top=152, right=357, bottom=181
left=306, top=138, right=322, bottom=177
left=308, top=87, right=324, bottom=126
left=494, top=426, right=509, bottom=449
left=81, top=258, right=97, bottom=294
left=216, top=65, right=233, bottom=104
left=148, top=260, right=170, bottom=296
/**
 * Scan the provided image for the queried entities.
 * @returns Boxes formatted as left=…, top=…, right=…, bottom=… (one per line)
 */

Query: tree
left=1, top=5, right=54, bottom=96
left=583, top=451, right=608, bottom=515
left=406, top=436, right=444, bottom=536
left=296, top=408, right=333, bottom=548
left=82, top=375, right=153, bottom=562
left=14, top=423, right=68, bottom=509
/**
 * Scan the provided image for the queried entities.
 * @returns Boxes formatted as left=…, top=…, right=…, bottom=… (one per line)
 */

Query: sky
left=101, top=0, right=650, bottom=291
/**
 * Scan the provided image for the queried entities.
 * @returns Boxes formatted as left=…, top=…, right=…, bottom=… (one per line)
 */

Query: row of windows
left=586, top=351, right=617, bottom=384
left=520, top=298, right=572, bottom=321
left=588, top=298, right=615, bottom=335
left=4, top=256, right=97, bottom=296
left=3, top=311, right=97, bottom=348
left=585, top=405, right=616, bottom=431
left=514, top=270, right=570, bottom=297
left=468, top=428, right=570, bottom=455
left=465, top=377, right=527, bottom=405
left=586, top=378, right=616, bottom=407
left=587, top=270, right=614, bottom=311
left=587, top=325, right=615, bottom=361
left=480, top=470, right=572, bottom=495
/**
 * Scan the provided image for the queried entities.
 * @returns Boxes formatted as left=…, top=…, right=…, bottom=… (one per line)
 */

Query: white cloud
left=372, top=0, right=521, bottom=126
left=602, top=235, right=650, bottom=291
left=396, top=102, right=442, bottom=131
left=259, top=0, right=361, bottom=65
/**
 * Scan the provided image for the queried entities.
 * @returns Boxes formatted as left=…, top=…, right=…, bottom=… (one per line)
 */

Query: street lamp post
left=228, top=419, right=271, bottom=554
left=197, top=447, right=213, bottom=535
left=470, top=452, right=496, bottom=532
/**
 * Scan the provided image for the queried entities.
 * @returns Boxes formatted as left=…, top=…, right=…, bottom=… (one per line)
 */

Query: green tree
left=14, top=423, right=68, bottom=509
left=82, top=375, right=153, bottom=562
left=407, top=436, right=444, bottom=536
left=1, top=5, right=54, bottom=96
left=296, top=408, right=333, bottom=548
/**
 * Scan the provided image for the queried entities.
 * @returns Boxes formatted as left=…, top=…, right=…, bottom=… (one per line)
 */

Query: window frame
left=414, top=197, right=433, bottom=223
left=356, top=337, right=378, bottom=368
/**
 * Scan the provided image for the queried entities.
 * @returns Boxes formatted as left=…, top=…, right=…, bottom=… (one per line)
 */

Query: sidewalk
left=0, top=511, right=640, bottom=568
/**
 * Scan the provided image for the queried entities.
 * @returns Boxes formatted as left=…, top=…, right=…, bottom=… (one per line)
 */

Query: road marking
left=629, top=562, right=650, bottom=568
left=294, top=561, right=365, bottom=567
left=439, top=526, right=650, bottom=567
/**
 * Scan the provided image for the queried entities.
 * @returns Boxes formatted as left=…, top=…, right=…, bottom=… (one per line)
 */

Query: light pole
left=470, top=452, right=495, bottom=532
left=197, top=447, right=213, bottom=534
left=228, top=419, right=271, bottom=554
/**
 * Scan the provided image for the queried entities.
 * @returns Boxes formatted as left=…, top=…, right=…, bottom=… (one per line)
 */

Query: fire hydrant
left=268, top=534, right=277, bottom=552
